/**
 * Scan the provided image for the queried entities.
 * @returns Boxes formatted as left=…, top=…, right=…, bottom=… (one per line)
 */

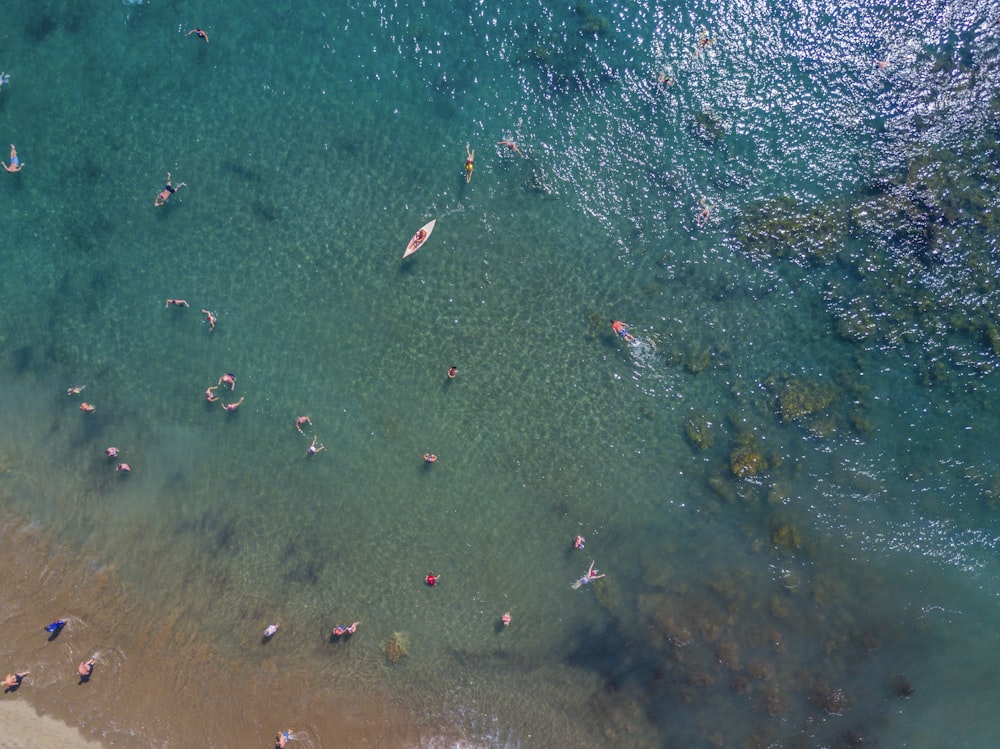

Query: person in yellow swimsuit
left=465, top=143, right=475, bottom=183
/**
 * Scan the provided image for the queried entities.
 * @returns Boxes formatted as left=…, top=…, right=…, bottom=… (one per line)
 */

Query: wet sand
left=0, top=701, right=101, bottom=748
left=0, top=513, right=434, bottom=748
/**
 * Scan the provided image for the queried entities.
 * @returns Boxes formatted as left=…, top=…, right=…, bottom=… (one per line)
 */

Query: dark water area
left=2, top=0, right=1000, bottom=746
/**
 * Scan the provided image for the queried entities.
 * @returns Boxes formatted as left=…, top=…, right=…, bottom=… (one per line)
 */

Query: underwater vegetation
left=734, top=119, right=1000, bottom=380
left=382, top=631, right=409, bottom=664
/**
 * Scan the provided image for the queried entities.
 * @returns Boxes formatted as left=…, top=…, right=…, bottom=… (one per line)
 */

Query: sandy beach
left=0, top=701, right=101, bottom=749
left=0, top=513, right=431, bottom=748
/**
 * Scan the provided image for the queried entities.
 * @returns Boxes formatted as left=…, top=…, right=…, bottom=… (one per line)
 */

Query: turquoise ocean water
left=2, top=0, right=1000, bottom=745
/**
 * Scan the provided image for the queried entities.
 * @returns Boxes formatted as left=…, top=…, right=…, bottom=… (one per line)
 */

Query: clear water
left=2, top=0, right=1000, bottom=745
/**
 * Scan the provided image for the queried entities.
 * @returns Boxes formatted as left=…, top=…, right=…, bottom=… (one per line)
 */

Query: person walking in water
left=154, top=172, right=187, bottom=206
left=464, top=143, right=475, bottom=183
left=3, top=144, right=23, bottom=172
left=78, top=658, right=96, bottom=682
left=3, top=671, right=29, bottom=690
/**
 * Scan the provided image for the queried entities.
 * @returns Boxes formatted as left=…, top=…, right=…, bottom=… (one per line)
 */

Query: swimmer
left=657, top=71, right=675, bottom=86
left=501, top=612, right=511, bottom=627
left=219, top=373, right=236, bottom=389
left=425, top=573, right=440, bottom=586
left=305, top=436, right=325, bottom=456
left=331, top=624, right=347, bottom=636
left=105, top=446, right=119, bottom=458
left=78, top=658, right=95, bottom=679
left=201, top=308, right=216, bottom=332
left=497, top=140, right=524, bottom=157
left=205, top=385, right=219, bottom=402
left=346, top=621, right=359, bottom=634
left=447, top=366, right=458, bottom=379
left=573, top=535, right=585, bottom=550
left=80, top=402, right=96, bottom=413
left=3, top=671, right=28, bottom=689
left=295, top=415, right=312, bottom=434
left=693, top=29, right=714, bottom=56
left=571, top=560, right=605, bottom=589
left=116, top=463, right=132, bottom=473
left=67, top=385, right=86, bottom=396
left=154, top=172, right=187, bottom=206
left=4, top=144, right=23, bottom=173
left=45, top=620, right=66, bottom=634
left=165, top=298, right=189, bottom=308
left=221, top=397, right=245, bottom=412
left=464, top=143, right=475, bottom=183
left=695, top=197, right=712, bottom=227
left=275, top=730, right=292, bottom=749
left=423, top=453, right=437, bottom=464
left=610, top=319, right=637, bottom=344
left=187, top=28, right=209, bottom=42
left=263, top=623, right=279, bottom=639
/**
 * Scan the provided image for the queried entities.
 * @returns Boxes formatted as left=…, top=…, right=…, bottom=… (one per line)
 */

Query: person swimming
left=264, top=623, right=279, bottom=639
left=610, top=320, right=637, bottom=344
left=154, top=172, right=187, bottom=206
left=4, top=144, right=23, bottom=172
left=45, top=620, right=66, bottom=634
left=464, top=143, right=475, bottom=183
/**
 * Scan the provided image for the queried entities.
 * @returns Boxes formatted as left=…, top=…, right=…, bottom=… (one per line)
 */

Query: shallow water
left=2, top=0, right=1000, bottom=746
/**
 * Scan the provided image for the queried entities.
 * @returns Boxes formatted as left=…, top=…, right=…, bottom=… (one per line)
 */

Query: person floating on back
left=154, top=172, right=186, bottom=206
left=4, top=144, right=23, bottom=172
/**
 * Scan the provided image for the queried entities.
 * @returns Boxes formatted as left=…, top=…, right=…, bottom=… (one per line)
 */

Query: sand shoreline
left=0, top=701, right=102, bottom=748
left=0, top=512, right=434, bottom=748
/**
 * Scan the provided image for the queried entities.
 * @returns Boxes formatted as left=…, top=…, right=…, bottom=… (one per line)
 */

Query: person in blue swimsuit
left=4, top=144, right=23, bottom=172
